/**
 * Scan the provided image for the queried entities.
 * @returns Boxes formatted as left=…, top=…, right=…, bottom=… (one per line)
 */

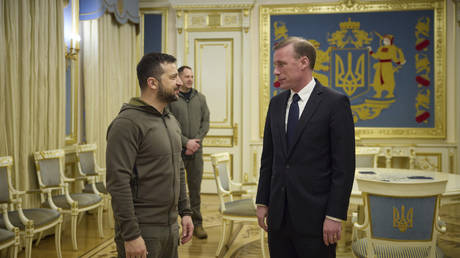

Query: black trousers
left=268, top=205, right=336, bottom=258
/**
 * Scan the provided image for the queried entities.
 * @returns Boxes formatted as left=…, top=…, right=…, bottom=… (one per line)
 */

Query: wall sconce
left=65, top=33, right=81, bottom=66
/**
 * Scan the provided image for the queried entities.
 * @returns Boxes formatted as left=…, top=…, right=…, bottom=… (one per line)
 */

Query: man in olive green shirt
left=168, top=66, right=210, bottom=239
left=107, top=53, right=194, bottom=258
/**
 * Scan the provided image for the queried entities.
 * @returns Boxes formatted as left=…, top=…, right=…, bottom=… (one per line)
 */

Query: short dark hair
left=274, top=37, right=316, bottom=70
left=178, top=65, right=192, bottom=75
left=136, top=52, right=177, bottom=91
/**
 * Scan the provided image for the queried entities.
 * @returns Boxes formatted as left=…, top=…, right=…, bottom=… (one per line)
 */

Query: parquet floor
left=9, top=194, right=460, bottom=258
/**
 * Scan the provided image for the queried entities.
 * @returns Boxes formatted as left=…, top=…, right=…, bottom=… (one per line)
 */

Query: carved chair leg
left=77, top=212, right=84, bottom=225
left=71, top=212, right=78, bottom=250
left=260, top=228, right=266, bottom=258
left=34, top=232, right=43, bottom=247
left=55, top=221, right=62, bottom=258
left=107, top=196, right=114, bottom=228
left=97, top=205, right=104, bottom=238
left=216, top=219, right=228, bottom=257
left=225, top=221, right=235, bottom=249
left=25, top=232, right=33, bottom=258
left=12, top=243, right=18, bottom=258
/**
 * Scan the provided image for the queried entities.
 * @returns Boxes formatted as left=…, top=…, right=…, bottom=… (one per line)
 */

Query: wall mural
left=259, top=0, right=446, bottom=139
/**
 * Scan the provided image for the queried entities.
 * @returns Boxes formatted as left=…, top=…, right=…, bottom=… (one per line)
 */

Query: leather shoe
left=193, top=225, right=208, bottom=239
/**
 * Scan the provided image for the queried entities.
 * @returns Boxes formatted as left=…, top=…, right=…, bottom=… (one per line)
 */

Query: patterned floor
left=81, top=200, right=460, bottom=258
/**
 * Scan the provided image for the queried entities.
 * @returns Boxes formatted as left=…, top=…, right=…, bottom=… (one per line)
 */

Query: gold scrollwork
left=203, top=136, right=233, bottom=147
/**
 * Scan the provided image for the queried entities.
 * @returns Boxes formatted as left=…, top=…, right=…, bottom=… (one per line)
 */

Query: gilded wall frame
left=259, top=0, right=446, bottom=139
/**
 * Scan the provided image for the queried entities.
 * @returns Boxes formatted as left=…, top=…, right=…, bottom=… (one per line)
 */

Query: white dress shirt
left=285, top=78, right=316, bottom=132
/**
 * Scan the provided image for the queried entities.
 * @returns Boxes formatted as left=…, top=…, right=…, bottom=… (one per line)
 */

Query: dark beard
left=157, top=82, right=178, bottom=103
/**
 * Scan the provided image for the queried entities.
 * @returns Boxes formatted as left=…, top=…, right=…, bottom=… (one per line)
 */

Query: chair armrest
left=14, top=199, right=34, bottom=227
left=9, top=189, right=26, bottom=199
left=436, top=216, right=447, bottom=233
left=63, top=183, right=77, bottom=208
left=241, top=182, right=257, bottom=186
left=1, top=204, right=20, bottom=231
left=352, top=212, right=368, bottom=242
left=62, top=175, right=75, bottom=183
left=230, top=189, right=248, bottom=197
left=96, top=166, right=106, bottom=173
left=74, top=176, right=88, bottom=181
left=25, top=189, right=42, bottom=194
left=352, top=212, right=368, bottom=231
left=43, top=188, right=61, bottom=211
left=352, top=212, right=358, bottom=224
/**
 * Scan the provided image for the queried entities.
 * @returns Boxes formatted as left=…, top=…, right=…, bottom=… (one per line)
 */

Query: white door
left=185, top=32, right=242, bottom=193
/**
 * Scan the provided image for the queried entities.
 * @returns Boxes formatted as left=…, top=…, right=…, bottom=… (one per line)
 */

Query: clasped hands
left=185, top=139, right=201, bottom=155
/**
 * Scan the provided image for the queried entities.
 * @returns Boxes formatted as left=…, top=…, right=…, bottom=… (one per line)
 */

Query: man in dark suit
left=256, top=37, right=355, bottom=257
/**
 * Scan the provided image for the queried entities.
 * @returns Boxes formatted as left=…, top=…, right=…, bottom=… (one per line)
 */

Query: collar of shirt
left=285, top=78, right=316, bottom=131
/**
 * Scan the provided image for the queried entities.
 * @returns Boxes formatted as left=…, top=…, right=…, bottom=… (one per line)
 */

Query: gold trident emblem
left=335, top=52, right=365, bottom=97
left=393, top=205, right=413, bottom=232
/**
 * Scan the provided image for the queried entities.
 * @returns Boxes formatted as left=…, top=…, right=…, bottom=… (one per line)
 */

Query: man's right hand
left=124, top=236, right=147, bottom=258
left=185, top=139, right=201, bottom=154
left=256, top=206, right=269, bottom=232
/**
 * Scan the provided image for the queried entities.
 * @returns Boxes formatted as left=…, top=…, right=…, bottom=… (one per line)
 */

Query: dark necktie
left=287, top=93, right=300, bottom=148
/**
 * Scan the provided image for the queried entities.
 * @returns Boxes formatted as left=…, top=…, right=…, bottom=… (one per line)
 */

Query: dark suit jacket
left=256, top=79, right=355, bottom=237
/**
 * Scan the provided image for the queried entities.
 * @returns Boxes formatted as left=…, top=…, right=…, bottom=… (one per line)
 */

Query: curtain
left=81, top=14, right=138, bottom=168
left=0, top=0, right=66, bottom=207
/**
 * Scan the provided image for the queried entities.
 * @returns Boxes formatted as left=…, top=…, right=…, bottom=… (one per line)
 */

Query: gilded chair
left=356, top=147, right=380, bottom=168
left=0, top=227, right=18, bottom=258
left=75, top=143, right=113, bottom=227
left=210, top=152, right=266, bottom=258
left=352, top=177, right=447, bottom=258
left=33, top=149, right=104, bottom=251
left=211, top=152, right=257, bottom=198
left=0, top=156, right=62, bottom=258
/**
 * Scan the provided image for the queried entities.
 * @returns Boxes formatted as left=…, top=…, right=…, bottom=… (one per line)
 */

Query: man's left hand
left=323, top=217, right=341, bottom=246
left=181, top=215, right=194, bottom=244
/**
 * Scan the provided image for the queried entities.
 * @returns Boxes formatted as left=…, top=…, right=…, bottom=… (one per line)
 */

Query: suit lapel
left=287, top=83, right=323, bottom=158
left=276, top=91, right=290, bottom=157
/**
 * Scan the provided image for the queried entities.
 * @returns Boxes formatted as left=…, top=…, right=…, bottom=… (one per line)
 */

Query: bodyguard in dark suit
left=256, top=37, right=355, bottom=258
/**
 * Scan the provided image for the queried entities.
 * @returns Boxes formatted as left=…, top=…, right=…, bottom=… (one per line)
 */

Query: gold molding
left=259, top=0, right=446, bottom=139
left=174, top=4, right=254, bottom=10
left=414, top=152, right=443, bottom=172
left=186, top=27, right=243, bottom=32
left=203, top=136, right=233, bottom=147
left=66, top=0, right=79, bottom=145
left=140, top=7, right=168, bottom=54
left=252, top=151, right=258, bottom=178
left=194, top=38, right=234, bottom=129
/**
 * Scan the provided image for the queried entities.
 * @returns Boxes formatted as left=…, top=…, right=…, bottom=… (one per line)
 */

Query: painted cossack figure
left=369, top=34, right=406, bottom=99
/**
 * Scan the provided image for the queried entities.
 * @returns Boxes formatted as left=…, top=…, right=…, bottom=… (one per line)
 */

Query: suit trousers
left=115, top=223, right=179, bottom=258
left=268, top=200, right=336, bottom=258
left=183, top=152, right=204, bottom=226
